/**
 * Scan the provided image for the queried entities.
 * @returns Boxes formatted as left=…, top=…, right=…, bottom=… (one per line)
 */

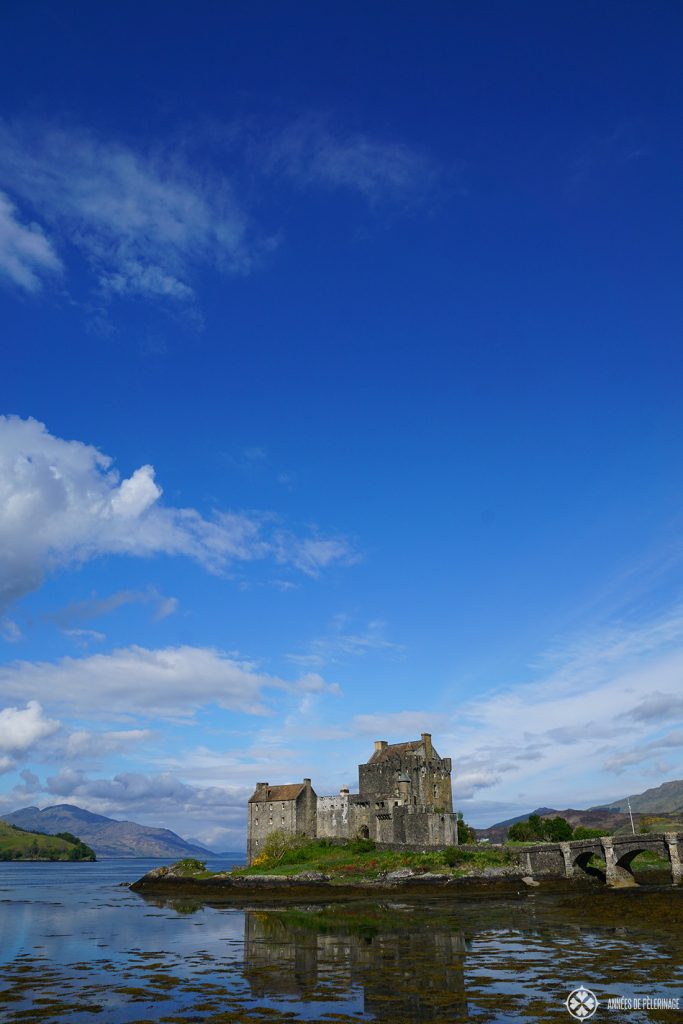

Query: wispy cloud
left=0, top=415, right=357, bottom=611
left=0, top=190, right=62, bottom=292
left=262, top=115, right=440, bottom=206
left=46, top=587, right=179, bottom=629
left=1, top=618, right=22, bottom=643
left=0, top=120, right=268, bottom=303
left=287, top=615, right=403, bottom=667
left=0, top=116, right=441, bottom=309
left=446, top=608, right=683, bottom=814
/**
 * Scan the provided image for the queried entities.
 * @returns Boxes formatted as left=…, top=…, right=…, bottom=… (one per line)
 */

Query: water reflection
left=1, top=862, right=682, bottom=1023
left=243, top=906, right=470, bottom=1020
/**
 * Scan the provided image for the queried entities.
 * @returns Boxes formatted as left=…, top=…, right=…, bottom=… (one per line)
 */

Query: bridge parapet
left=516, top=831, right=683, bottom=888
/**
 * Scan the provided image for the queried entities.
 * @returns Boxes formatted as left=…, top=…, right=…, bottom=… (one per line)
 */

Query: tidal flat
left=0, top=860, right=681, bottom=1023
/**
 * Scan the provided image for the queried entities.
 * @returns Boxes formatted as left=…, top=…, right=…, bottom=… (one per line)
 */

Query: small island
left=0, top=821, right=96, bottom=861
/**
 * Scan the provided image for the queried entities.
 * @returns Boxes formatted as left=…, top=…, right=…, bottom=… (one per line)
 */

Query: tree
left=456, top=812, right=476, bottom=844
left=543, top=817, right=573, bottom=842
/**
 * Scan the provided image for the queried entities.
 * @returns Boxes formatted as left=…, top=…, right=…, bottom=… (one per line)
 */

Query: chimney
left=256, top=782, right=269, bottom=791
left=303, top=777, right=311, bottom=786
left=421, top=733, right=433, bottom=756
left=374, top=740, right=388, bottom=753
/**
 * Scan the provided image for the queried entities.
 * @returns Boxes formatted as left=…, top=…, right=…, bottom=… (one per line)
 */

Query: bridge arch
left=572, top=849, right=606, bottom=882
left=615, top=844, right=671, bottom=882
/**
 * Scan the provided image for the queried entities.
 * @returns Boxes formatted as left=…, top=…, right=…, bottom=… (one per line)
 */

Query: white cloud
left=0, top=415, right=356, bottom=610
left=0, top=644, right=337, bottom=721
left=28, top=768, right=251, bottom=849
left=0, top=190, right=62, bottom=292
left=65, top=728, right=153, bottom=759
left=0, top=701, right=60, bottom=761
left=444, top=609, right=683, bottom=815
left=0, top=121, right=268, bottom=302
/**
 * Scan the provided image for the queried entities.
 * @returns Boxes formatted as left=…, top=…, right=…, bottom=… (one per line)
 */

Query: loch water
left=0, top=860, right=681, bottom=1023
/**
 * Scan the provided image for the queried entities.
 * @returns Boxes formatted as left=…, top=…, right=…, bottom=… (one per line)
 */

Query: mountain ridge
left=475, top=779, right=683, bottom=842
left=1, top=804, right=216, bottom=859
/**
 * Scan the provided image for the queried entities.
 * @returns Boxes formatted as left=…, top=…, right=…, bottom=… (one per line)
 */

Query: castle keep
left=247, top=732, right=457, bottom=863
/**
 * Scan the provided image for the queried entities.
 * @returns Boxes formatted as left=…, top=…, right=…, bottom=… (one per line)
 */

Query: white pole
left=627, top=796, right=635, bottom=835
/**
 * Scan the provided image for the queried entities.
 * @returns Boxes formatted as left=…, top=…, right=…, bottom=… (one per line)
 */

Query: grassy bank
left=173, top=839, right=512, bottom=883
left=0, top=821, right=96, bottom=861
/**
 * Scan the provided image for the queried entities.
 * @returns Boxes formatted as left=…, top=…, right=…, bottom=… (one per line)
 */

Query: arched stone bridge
left=517, top=832, right=683, bottom=887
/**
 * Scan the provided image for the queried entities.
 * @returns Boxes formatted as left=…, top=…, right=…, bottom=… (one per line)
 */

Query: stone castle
left=247, top=732, right=457, bottom=863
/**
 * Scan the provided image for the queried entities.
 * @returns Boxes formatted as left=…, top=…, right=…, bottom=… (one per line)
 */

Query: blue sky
left=2, top=2, right=683, bottom=849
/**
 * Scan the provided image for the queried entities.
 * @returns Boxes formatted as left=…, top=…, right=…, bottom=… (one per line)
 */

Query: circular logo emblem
left=566, top=986, right=600, bottom=1019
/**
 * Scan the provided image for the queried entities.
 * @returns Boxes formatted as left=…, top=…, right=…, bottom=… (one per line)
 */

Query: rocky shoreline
left=129, top=862, right=591, bottom=904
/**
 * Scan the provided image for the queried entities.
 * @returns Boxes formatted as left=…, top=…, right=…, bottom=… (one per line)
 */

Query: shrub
left=174, top=858, right=206, bottom=875
left=350, top=838, right=376, bottom=854
left=573, top=826, right=606, bottom=840
left=443, top=845, right=459, bottom=867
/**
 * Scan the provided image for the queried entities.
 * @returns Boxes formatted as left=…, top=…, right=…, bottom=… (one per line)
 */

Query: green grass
left=170, top=841, right=511, bottom=882
left=0, top=821, right=96, bottom=861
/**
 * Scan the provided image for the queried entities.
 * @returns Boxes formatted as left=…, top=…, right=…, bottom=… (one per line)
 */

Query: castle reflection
left=243, top=905, right=470, bottom=1021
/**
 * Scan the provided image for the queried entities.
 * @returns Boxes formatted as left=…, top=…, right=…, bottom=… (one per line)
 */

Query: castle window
left=282, top=802, right=285, bottom=809
left=281, top=816, right=285, bottom=824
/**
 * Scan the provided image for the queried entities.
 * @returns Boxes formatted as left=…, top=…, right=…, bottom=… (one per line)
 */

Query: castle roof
left=368, top=739, right=425, bottom=763
left=248, top=783, right=306, bottom=803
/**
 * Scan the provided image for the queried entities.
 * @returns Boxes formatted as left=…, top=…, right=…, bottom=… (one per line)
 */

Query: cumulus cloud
left=0, top=121, right=265, bottom=302
left=0, top=644, right=337, bottom=721
left=33, top=768, right=251, bottom=849
left=0, top=190, right=62, bottom=292
left=0, top=701, right=60, bottom=772
left=0, top=415, right=356, bottom=610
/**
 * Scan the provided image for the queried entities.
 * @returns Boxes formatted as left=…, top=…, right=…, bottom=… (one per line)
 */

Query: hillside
left=476, top=779, right=683, bottom=842
left=1, top=804, right=213, bottom=859
left=591, top=779, right=683, bottom=815
left=0, top=821, right=96, bottom=861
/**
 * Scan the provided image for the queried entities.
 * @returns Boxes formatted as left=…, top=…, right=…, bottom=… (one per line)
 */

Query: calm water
left=0, top=860, right=681, bottom=1023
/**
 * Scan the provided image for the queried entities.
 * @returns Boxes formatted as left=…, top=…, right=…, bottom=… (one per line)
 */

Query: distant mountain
left=476, top=779, right=683, bottom=842
left=1, top=804, right=214, bottom=859
left=590, top=779, right=683, bottom=815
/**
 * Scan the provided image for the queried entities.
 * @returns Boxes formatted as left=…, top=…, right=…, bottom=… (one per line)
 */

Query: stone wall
left=247, top=780, right=317, bottom=863
left=316, top=794, right=350, bottom=840
left=358, top=738, right=453, bottom=812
